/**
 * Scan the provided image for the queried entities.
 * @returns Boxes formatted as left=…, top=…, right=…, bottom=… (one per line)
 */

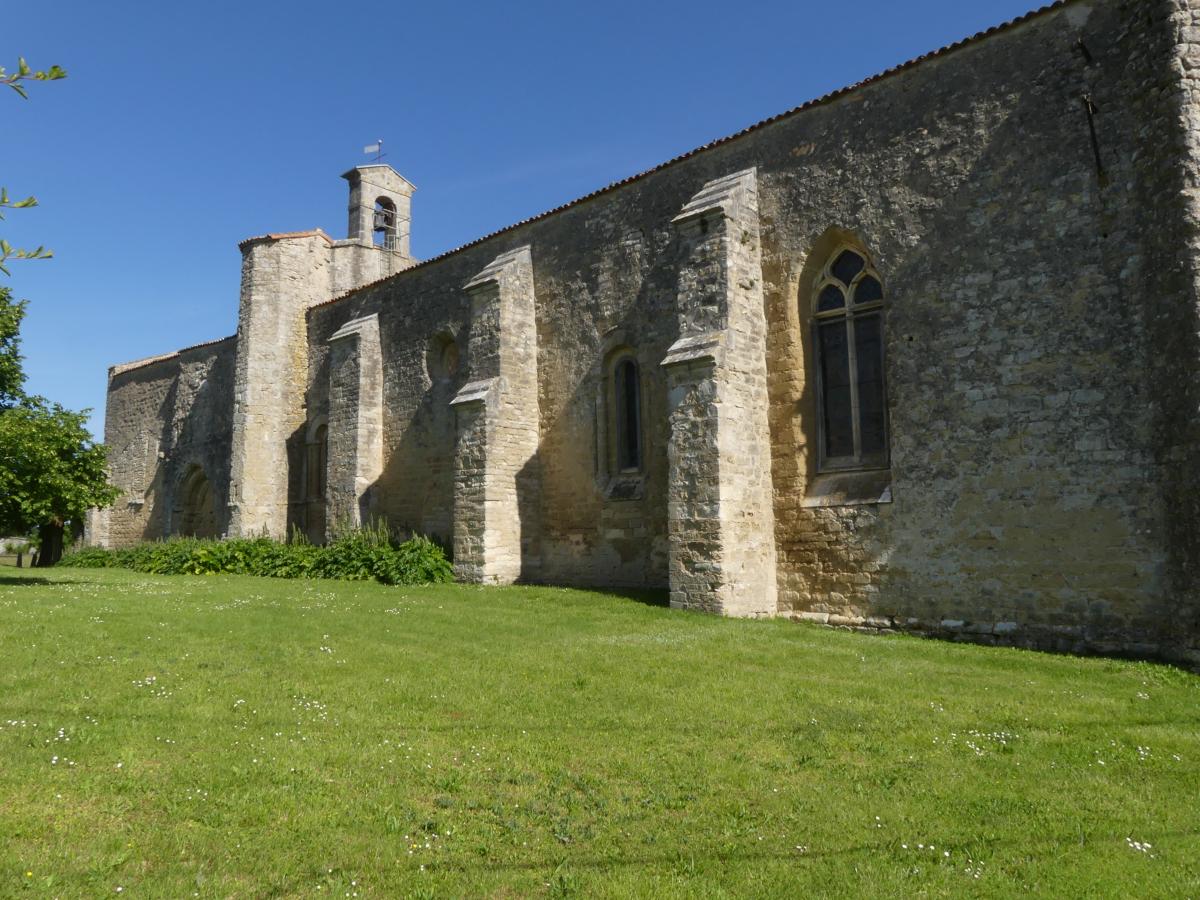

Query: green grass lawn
left=0, top=568, right=1196, bottom=898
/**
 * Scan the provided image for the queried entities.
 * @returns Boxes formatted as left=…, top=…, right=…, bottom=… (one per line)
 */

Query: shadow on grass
left=613, top=588, right=669, bottom=608
left=512, top=581, right=670, bottom=609
left=557, top=585, right=670, bottom=608
left=0, top=574, right=60, bottom=586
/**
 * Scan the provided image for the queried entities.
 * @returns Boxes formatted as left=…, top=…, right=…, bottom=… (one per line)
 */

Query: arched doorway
left=176, top=464, right=218, bottom=538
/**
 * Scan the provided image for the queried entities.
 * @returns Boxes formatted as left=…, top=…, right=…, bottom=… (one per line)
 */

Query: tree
left=0, top=290, right=119, bottom=563
left=0, top=286, right=25, bottom=407
left=1, top=57, right=63, bottom=399
left=1, top=58, right=66, bottom=97
left=0, top=57, right=116, bottom=565
left=0, top=398, right=118, bottom=564
left=1, top=58, right=65, bottom=274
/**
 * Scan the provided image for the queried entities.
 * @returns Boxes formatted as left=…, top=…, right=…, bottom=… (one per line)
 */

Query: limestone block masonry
left=326, top=314, right=384, bottom=534
left=227, top=235, right=327, bottom=539
left=662, top=169, right=777, bottom=616
left=451, top=247, right=541, bottom=585
left=98, top=0, right=1200, bottom=667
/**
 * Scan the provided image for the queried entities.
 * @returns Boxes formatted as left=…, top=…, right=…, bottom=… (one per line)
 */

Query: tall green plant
left=59, top=528, right=454, bottom=587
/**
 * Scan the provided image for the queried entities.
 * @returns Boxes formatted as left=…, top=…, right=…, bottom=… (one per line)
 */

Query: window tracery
left=812, top=247, right=888, bottom=470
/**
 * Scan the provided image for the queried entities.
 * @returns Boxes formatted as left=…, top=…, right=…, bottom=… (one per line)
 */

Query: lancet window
left=813, top=247, right=888, bottom=469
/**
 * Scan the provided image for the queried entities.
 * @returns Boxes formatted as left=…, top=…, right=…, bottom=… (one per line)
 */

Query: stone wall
left=227, top=234, right=332, bottom=539
left=102, top=337, right=236, bottom=545
left=1150, top=0, right=1200, bottom=661
left=326, top=314, right=384, bottom=533
left=754, top=0, right=1192, bottom=663
left=450, top=247, right=541, bottom=584
left=302, top=0, right=1194, bottom=660
left=304, top=253, right=474, bottom=549
left=100, top=0, right=1200, bottom=664
left=661, top=170, right=776, bottom=616
left=228, top=230, right=414, bottom=539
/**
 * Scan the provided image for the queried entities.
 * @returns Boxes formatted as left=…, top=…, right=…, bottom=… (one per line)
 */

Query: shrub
left=57, top=526, right=453, bottom=586
left=53, top=546, right=114, bottom=568
left=313, top=520, right=394, bottom=581
left=380, top=535, right=454, bottom=585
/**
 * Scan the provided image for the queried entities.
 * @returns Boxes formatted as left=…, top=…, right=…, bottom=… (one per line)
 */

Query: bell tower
left=343, top=165, right=415, bottom=257
left=227, top=164, right=417, bottom=540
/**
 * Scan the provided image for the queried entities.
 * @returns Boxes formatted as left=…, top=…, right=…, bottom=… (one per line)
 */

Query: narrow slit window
left=614, top=358, right=642, bottom=471
left=811, top=246, right=889, bottom=469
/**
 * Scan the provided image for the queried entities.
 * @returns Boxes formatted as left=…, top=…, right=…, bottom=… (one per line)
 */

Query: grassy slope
left=0, top=568, right=1196, bottom=898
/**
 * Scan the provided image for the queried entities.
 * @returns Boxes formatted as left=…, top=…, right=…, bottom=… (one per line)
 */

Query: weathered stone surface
left=663, top=169, right=777, bottom=617
left=451, top=247, right=541, bottom=585
left=326, top=314, right=384, bottom=533
left=343, top=165, right=415, bottom=258
left=97, top=0, right=1200, bottom=666
left=103, top=337, right=236, bottom=545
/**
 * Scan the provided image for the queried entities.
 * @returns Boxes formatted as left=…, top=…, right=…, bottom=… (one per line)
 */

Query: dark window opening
left=615, top=358, right=642, bottom=471
left=813, top=246, right=889, bottom=470
left=818, top=320, right=854, bottom=458
left=306, top=424, right=328, bottom=502
left=854, top=275, right=883, bottom=305
left=373, top=197, right=397, bottom=249
left=831, top=249, right=865, bottom=285
left=818, top=283, right=846, bottom=312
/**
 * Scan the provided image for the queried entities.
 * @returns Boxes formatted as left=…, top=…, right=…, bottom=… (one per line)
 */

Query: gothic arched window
left=813, top=247, right=888, bottom=470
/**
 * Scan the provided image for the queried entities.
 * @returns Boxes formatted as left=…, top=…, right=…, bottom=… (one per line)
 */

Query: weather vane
left=363, top=139, right=385, bottom=163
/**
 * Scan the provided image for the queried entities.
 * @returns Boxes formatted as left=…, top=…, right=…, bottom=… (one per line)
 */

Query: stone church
left=95, top=0, right=1200, bottom=666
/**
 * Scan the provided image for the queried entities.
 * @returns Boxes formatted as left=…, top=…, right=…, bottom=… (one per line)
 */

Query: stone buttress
left=450, top=246, right=542, bottom=584
left=325, top=314, right=384, bottom=533
left=227, top=234, right=331, bottom=538
left=662, top=169, right=777, bottom=616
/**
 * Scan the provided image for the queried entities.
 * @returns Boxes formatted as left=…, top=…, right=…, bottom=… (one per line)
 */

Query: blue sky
left=5, top=0, right=1039, bottom=438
